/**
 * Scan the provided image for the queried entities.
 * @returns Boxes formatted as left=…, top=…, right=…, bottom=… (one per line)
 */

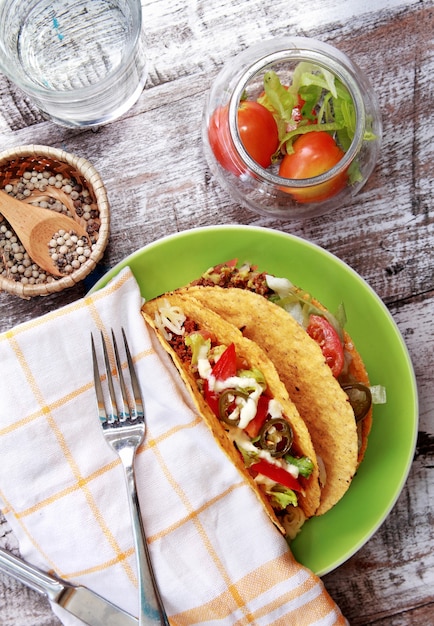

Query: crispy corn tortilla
left=178, top=286, right=361, bottom=515
left=142, top=293, right=321, bottom=531
left=340, top=331, right=373, bottom=465
left=295, top=287, right=373, bottom=467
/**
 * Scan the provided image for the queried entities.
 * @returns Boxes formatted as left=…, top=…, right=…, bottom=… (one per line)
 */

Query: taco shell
left=142, top=293, right=321, bottom=532
left=177, top=286, right=361, bottom=515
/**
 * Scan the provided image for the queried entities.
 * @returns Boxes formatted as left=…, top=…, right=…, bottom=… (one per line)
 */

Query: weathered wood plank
left=0, top=0, right=433, bottom=624
left=323, top=452, right=434, bottom=623
left=2, top=4, right=432, bottom=317
left=323, top=293, right=434, bottom=624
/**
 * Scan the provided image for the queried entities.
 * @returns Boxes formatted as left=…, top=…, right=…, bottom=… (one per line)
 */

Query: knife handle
left=0, top=547, right=65, bottom=601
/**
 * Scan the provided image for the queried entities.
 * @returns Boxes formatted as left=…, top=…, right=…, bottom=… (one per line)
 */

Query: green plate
left=92, top=225, right=418, bottom=576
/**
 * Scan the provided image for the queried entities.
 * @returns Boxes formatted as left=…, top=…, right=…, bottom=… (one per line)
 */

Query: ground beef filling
left=167, top=317, right=197, bottom=366
left=192, top=264, right=273, bottom=297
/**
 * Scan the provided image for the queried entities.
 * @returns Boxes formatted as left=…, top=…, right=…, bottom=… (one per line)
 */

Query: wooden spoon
left=0, top=189, right=90, bottom=278
left=26, top=186, right=89, bottom=229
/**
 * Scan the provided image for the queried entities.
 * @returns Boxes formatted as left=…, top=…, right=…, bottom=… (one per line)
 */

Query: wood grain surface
left=0, top=0, right=433, bottom=624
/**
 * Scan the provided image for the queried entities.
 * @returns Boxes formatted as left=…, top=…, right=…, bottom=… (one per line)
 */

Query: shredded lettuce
left=284, top=455, right=314, bottom=479
left=237, top=368, right=266, bottom=388
left=236, top=443, right=260, bottom=467
left=260, top=71, right=298, bottom=139
left=185, top=333, right=210, bottom=366
left=209, top=344, right=227, bottom=363
left=266, top=277, right=345, bottom=341
left=267, top=486, right=298, bottom=509
left=257, top=65, right=376, bottom=181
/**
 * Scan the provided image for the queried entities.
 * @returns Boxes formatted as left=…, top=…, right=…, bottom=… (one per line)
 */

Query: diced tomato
left=306, top=314, right=344, bottom=377
left=243, top=394, right=270, bottom=438
left=250, top=459, right=303, bottom=492
left=211, top=342, right=237, bottom=381
left=192, top=329, right=215, bottom=342
left=212, top=259, right=238, bottom=273
left=203, top=379, right=220, bottom=417
left=203, top=343, right=237, bottom=416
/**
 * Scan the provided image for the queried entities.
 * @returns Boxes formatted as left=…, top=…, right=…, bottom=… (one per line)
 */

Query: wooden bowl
left=0, top=145, right=110, bottom=298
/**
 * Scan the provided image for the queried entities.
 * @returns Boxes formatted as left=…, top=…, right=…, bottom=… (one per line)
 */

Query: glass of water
left=0, top=0, right=148, bottom=128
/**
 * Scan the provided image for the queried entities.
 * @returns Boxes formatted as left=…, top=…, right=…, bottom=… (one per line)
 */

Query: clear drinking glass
left=202, top=37, right=382, bottom=219
left=0, top=0, right=148, bottom=128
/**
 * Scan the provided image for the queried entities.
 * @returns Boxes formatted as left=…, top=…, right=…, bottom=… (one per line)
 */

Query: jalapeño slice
left=259, top=418, right=293, bottom=458
left=218, top=389, right=249, bottom=426
left=342, top=382, right=372, bottom=422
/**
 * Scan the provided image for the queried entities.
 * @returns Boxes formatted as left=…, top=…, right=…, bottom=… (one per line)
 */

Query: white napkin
left=0, top=267, right=348, bottom=625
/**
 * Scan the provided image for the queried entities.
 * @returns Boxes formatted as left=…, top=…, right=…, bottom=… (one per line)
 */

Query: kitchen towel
left=0, top=267, right=348, bottom=625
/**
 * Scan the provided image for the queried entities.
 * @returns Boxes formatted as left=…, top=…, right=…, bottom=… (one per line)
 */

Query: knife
left=0, top=547, right=138, bottom=626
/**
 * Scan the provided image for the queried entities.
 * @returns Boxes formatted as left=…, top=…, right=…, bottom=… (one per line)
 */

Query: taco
left=142, top=293, right=321, bottom=536
left=179, top=260, right=375, bottom=515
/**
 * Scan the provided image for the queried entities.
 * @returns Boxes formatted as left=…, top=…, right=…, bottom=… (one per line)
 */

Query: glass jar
left=202, top=37, right=382, bottom=219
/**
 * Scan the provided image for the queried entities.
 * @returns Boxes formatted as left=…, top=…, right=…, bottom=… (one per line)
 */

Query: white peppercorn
left=0, top=167, right=101, bottom=283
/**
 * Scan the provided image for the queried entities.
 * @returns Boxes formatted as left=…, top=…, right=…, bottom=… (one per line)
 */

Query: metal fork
left=91, top=328, right=170, bottom=626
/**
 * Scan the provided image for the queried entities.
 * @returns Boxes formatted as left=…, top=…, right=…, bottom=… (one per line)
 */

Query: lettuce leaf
left=185, top=333, right=210, bottom=366
left=266, top=486, right=298, bottom=509
left=284, top=454, right=314, bottom=478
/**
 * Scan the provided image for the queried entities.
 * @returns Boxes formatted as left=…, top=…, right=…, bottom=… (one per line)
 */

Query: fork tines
left=91, top=328, right=144, bottom=428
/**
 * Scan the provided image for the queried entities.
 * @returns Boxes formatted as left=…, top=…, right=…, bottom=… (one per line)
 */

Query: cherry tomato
left=208, top=106, right=243, bottom=175
left=279, top=131, right=347, bottom=203
left=208, top=101, right=279, bottom=175
left=306, top=314, right=344, bottom=378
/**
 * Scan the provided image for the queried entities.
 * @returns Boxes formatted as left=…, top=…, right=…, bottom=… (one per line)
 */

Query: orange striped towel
left=0, top=267, right=348, bottom=625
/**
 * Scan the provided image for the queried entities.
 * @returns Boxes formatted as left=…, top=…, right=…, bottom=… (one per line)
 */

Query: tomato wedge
left=203, top=379, right=219, bottom=417
left=250, top=459, right=302, bottom=492
left=243, top=394, right=269, bottom=438
left=306, top=314, right=344, bottom=377
left=204, top=343, right=237, bottom=416
left=211, top=342, right=237, bottom=380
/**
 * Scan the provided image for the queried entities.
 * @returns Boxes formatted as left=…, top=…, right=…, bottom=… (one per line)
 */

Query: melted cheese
left=154, top=300, right=186, bottom=340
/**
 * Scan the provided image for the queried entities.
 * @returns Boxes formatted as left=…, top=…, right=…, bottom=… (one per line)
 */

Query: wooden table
left=1, top=0, right=433, bottom=624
